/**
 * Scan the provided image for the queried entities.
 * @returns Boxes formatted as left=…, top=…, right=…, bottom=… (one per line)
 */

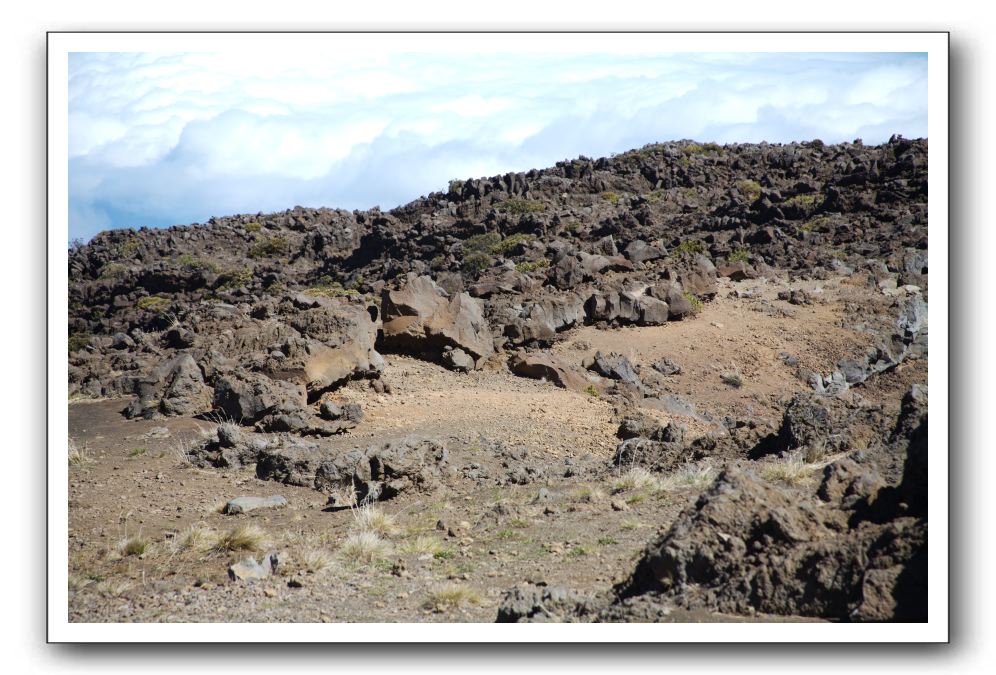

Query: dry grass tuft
left=118, top=534, right=148, bottom=557
left=612, top=467, right=661, bottom=492
left=399, top=534, right=446, bottom=555
left=212, top=523, right=267, bottom=553
left=351, top=504, right=397, bottom=536
left=172, top=524, right=214, bottom=555
left=339, top=531, right=392, bottom=565
left=301, top=549, right=335, bottom=574
left=95, top=578, right=133, bottom=597
left=68, top=438, right=93, bottom=468
left=658, top=464, right=717, bottom=492
left=760, top=452, right=821, bottom=486
left=424, top=584, right=482, bottom=612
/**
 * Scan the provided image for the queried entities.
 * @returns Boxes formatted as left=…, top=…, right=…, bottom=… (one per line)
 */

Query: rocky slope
left=66, top=136, right=929, bottom=623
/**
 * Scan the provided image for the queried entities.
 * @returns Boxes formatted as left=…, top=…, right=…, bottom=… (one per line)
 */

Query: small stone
left=287, top=578, right=304, bottom=588
left=223, top=495, right=288, bottom=515
left=228, top=556, right=271, bottom=582
left=611, top=499, right=630, bottom=512
left=263, top=587, right=277, bottom=598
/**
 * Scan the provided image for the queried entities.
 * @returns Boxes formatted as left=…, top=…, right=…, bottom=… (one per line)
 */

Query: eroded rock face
left=381, top=275, right=494, bottom=367
left=314, top=436, right=449, bottom=504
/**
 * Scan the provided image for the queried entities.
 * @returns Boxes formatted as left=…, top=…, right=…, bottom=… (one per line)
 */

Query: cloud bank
left=69, top=51, right=927, bottom=241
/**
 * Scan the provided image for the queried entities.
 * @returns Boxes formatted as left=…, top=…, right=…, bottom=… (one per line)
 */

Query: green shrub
left=784, top=193, right=820, bottom=208
left=216, top=267, right=253, bottom=290
left=98, top=262, right=129, bottom=279
left=249, top=236, right=290, bottom=258
left=800, top=215, right=832, bottom=233
left=683, top=142, right=722, bottom=155
left=601, top=191, right=620, bottom=204
left=119, top=239, right=140, bottom=257
left=176, top=254, right=218, bottom=273
left=728, top=248, right=750, bottom=263
left=463, top=232, right=502, bottom=255
left=244, top=222, right=262, bottom=233
left=304, top=281, right=359, bottom=298
left=585, top=384, right=599, bottom=397
left=514, top=259, right=549, bottom=273
left=683, top=291, right=704, bottom=314
left=463, top=252, right=493, bottom=276
left=430, top=255, right=447, bottom=270
left=673, top=239, right=705, bottom=257
left=496, top=198, right=546, bottom=215
left=736, top=179, right=762, bottom=202
left=137, top=295, right=171, bottom=313
left=644, top=189, right=665, bottom=204
left=493, top=233, right=536, bottom=255
left=68, top=332, right=91, bottom=354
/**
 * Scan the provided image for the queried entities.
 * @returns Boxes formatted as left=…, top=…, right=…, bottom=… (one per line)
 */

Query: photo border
left=48, top=30, right=949, bottom=643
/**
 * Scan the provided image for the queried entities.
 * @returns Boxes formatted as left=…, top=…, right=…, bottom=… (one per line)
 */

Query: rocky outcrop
left=380, top=275, right=494, bottom=368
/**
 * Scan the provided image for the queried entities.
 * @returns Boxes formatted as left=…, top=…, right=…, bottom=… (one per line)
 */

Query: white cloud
left=68, top=51, right=927, bottom=241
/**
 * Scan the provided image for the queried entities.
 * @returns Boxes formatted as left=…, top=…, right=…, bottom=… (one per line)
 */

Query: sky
left=68, top=50, right=927, bottom=242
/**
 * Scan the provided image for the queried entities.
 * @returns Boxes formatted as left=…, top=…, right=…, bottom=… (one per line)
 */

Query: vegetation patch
left=462, top=251, right=493, bottom=276
left=137, top=295, right=171, bottom=313
left=493, top=232, right=536, bottom=255
left=601, top=191, right=620, bottom=204
left=68, top=332, right=91, bottom=354
left=212, top=524, right=267, bottom=553
left=424, top=584, right=481, bottom=612
left=736, top=179, right=762, bottom=202
left=673, top=239, right=705, bottom=257
left=514, top=259, right=549, bottom=274
left=243, top=222, right=262, bottom=233
left=728, top=248, right=750, bottom=263
left=249, top=236, right=290, bottom=258
left=304, top=279, right=359, bottom=299
left=784, top=193, right=821, bottom=208
left=497, top=198, right=546, bottom=215
left=216, top=267, right=253, bottom=291
left=683, top=291, right=704, bottom=314
left=99, top=262, right=129, bottom=279
left=176, top=254, right=219, bottom=272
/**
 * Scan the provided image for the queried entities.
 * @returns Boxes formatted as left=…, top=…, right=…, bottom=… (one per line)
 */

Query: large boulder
left=266, top=298, right=383, bottom=394
left=212, top=370, right=307, bottom=424
left=508, top=351, right=598, bottom=393
left=314, top=436, right=449, bottom=503
left=381, top=275, right=494, bottom=367
left=124, top=354, right=213, bottom=419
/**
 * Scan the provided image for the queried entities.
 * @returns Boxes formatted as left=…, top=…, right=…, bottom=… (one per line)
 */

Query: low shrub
left=249, top=236, right=290, bottom=258
left=497, top=198, right=546, bottom=215
left=673, top=239, right=705, bottom=256
left=137, top=295, right=171, bottom=313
